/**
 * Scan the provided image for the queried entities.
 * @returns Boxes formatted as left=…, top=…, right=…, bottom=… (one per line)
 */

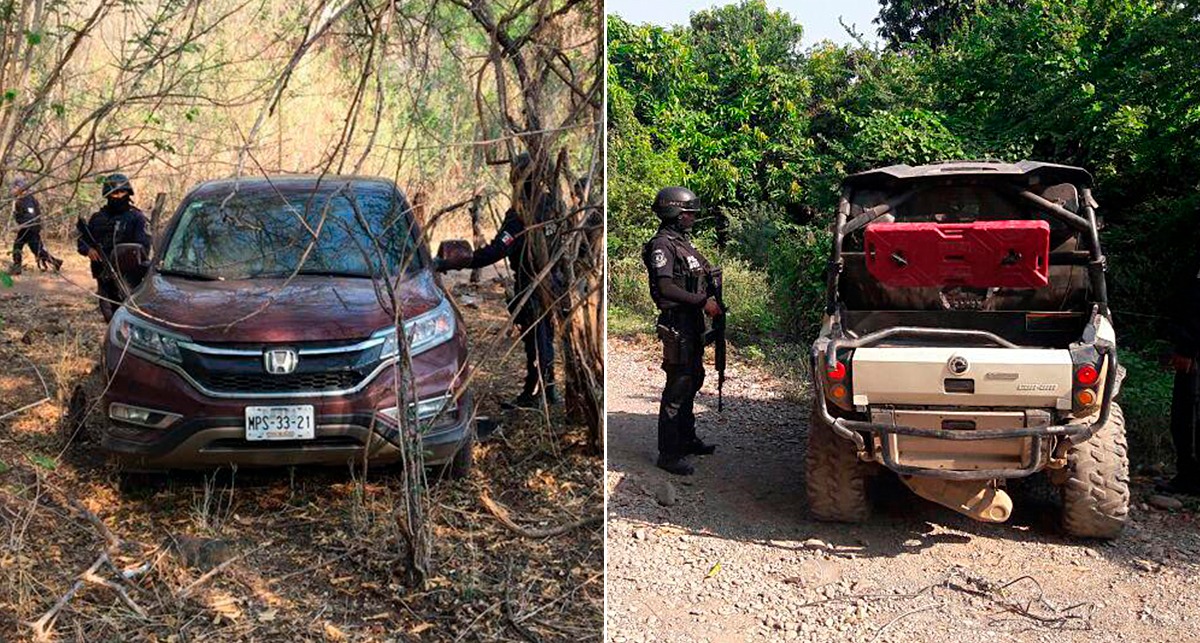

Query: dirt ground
left=0, top=251, right=602, bottom=642
left=605, top=334, right=1200, bottom=643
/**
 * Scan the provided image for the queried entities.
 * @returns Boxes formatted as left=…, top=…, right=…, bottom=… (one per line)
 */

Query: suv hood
left=128, top=271, right=443, bottom=343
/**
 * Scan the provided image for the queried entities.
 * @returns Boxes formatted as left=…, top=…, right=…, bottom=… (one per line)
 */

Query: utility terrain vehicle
left=807, top=160, right=1127, bottom=538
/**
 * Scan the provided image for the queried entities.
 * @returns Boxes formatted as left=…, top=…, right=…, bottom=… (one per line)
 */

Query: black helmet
left=102, top=173, right=134, bottom=199
left=652, top=186, right=700, bottom=220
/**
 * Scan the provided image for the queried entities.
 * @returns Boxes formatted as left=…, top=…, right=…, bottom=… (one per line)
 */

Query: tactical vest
left=643, top=228, right=708, bottom=311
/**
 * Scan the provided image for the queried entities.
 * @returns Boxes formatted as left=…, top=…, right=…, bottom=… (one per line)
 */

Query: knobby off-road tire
left=806, top=402, right=871, bottom=523
left=1061, top=402, right=1129, bottom=539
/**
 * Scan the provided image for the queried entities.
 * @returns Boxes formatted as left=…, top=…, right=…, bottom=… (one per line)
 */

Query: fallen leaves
left=323, top=621, right=348, bottom=641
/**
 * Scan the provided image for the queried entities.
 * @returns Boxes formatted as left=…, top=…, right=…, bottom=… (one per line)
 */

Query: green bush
left=766, top=226, right=832, bottom=341
left=607, top=254, right=655, bottom=326
left=1118, top=348, right=1175, bottom=468
left=1103, top=193, right=1200, bottom=351
left=723, top=201, right=832, bottom=341
left=720, top=253, right=777, bottom=338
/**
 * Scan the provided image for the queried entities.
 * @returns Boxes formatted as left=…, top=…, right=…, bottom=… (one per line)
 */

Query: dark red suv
left=99, top=176, right=474, bottom=476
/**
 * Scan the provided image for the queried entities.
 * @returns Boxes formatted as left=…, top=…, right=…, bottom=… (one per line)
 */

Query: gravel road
left=605, top=334, right=1200, bottom=643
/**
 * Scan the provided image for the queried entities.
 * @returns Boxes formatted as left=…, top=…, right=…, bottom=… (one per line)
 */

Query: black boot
left=656, top=454, right=694, bottom=476
left=501, top=392, right=540, bottom=411
left=680, top=439, right=716, bottom=456
left=1157, top=469, right=1200, bottom=496
left=7, top=261, right=21, bottom=276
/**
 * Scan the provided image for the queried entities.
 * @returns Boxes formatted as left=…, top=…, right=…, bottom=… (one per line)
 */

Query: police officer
left=1164, top=264, right=1200, bottom=495
left=77, top=173, right=151, bottom=321
left=644, top=187, right=722, bottom=476
left=9, top=177, right=62, bottom=275
left=437, top=153, right=559, bottom=409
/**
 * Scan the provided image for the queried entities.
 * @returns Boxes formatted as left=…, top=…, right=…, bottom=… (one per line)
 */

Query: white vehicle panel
left=851, top=346, right=1073, bottom=408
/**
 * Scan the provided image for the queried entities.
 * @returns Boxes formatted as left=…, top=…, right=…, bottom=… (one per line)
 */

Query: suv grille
left=202, top=371, right=362, bottom=394
left=178, top=339, right=384, bottom=396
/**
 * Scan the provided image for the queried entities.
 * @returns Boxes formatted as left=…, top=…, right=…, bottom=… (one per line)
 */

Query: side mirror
left=437, top=239, right=474, bottom=270
left=113, top=243, right=148, bottom=274
left=113, top=243, right=150, bottom=289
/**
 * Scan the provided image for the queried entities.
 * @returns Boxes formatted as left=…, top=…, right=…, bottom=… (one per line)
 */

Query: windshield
left=159, top=184, right=422, bottom=280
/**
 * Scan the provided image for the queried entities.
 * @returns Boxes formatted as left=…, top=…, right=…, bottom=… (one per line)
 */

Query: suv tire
left=1061, top=402, right=1129, bottom=539
left=436, top=432, right=475, bottom=482
left=806, top=401, right=871, bottom=522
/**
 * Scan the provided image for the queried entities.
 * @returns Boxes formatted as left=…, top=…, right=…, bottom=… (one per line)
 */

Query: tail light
left=1069, top=346, right=1102, bottom=414
left=822, top=351, right=853, bottom=410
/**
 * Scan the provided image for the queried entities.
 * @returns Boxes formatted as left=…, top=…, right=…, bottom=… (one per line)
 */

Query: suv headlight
left=109, top=307, right=189, bottom=363
left=378, top=297, right=456, bottom=359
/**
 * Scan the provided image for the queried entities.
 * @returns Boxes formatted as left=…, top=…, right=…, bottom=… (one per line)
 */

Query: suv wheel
left=805, top=401, right=871, bottom=522
left=1060, top=402, right=1129, bottom=539
left=435, top=433, right=475, bottom=482
left=116, top=469, right=167, bottom=496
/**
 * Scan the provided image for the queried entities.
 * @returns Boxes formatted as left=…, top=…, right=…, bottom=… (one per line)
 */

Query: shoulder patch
left=686, top=255, right=700, bottom=270
left=652, top=248, right=668, bottom=269
left=500, top=231, right=515, bottom=246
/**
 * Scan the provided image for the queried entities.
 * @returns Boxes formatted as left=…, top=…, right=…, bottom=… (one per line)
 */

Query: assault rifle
left=704, top=268, right=727, bottom=412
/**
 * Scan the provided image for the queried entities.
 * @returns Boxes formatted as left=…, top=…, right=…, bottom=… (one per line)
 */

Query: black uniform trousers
left=1171, top=366, right=1200, bottom=476
left=522, top=313, right=555, bottom=397
left=96, top=275, right=123, bottom=322
left=12, top=227, right=49, bottom=265
left=657, top=310, right=705, bottom=457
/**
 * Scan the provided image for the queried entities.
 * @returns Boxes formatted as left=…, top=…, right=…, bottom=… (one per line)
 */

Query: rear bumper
left=809, top=337, right=1119, bottom=480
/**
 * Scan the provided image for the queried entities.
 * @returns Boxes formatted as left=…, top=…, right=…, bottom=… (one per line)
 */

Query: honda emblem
left=263, top=349, right=299, bottom=375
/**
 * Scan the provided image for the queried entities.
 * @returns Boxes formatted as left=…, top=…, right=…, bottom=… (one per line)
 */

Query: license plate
left=245, top=405, right=315, bottom=441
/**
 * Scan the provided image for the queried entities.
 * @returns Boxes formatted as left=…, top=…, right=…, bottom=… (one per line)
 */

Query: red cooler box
left=864, top=220, right=1050, bottom=288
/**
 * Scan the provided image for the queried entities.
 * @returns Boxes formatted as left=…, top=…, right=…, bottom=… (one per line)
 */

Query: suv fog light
left=379, top=394, right=458, bottom=431
left=410, top=395, right=453, bottom=421
left=109, top=403, right=181, bottom=429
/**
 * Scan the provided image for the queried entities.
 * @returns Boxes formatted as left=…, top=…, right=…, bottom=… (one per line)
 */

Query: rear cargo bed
left=842, top=310, right=1087, bottom=349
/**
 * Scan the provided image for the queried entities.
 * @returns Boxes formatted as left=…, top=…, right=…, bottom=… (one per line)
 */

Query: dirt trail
left=605, top=334, right=1200, bottom=643
left=0, top=258, right=602, bottom=641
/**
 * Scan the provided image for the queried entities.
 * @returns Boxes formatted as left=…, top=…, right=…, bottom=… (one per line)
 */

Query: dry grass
left=0, top=268, right=601, bottom=642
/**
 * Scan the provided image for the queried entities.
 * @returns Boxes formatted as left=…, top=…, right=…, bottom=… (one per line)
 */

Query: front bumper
left=102, top=411, right=472, bottom=470
left=100, top=345, right=472, bottom=471
left=810, top=331, right=1120, bottom=480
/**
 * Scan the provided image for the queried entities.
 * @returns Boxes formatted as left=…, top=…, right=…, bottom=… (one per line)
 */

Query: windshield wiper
left=157, top=268, right=222, bottom=281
